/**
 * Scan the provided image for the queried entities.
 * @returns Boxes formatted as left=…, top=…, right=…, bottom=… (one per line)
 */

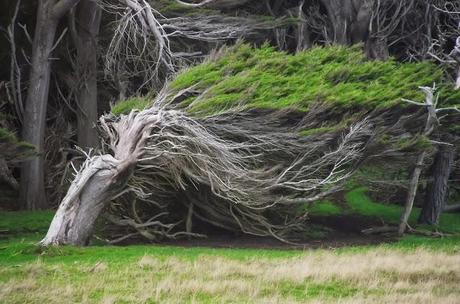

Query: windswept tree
left=40, top=86, right=373, bottom=246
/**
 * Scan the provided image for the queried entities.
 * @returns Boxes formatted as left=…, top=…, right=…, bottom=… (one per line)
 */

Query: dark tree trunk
left=419, top=145, right=455, bottom=225
left=20, top=0, right=80, bottom=210
left=74, top=0, right=101, bottom=148
left=20, top=1, right=58, bottom=210
left=321, top=0, right=353, bottom=45
left=350, top=0, right=372, bottom=44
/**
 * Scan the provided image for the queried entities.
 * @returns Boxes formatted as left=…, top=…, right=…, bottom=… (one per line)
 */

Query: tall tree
left=70, top=0, right=101, bottom=148
left=20, top=0, right=80, bottom=210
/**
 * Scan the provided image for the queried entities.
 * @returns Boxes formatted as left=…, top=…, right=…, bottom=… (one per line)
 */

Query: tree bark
left=20, top=1, right=59, bottom=210
left=20, top=0, right=80, bottom=210
left=350, top=0, right=372, bottom=44
left=74, top=0, right=101, bottom=148
left=319, top=0, right=390, bottom=60
left=419, top=145, right=455, bottom=225
left=40, top=155, right=135, bottom=246
left=41, top=100, right=151, bottom=245
left=294, top=0, right=311, bottom=52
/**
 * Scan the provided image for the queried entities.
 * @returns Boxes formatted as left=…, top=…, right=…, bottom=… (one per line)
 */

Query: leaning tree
left=40, top=83, right=374, bottom=246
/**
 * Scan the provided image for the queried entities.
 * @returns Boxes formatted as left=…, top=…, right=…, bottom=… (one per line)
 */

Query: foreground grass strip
left=1, top=247, right=459, bottom=303
left=1, top=209, right=460, bottom=303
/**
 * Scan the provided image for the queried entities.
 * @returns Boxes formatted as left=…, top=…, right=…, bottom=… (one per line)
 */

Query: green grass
left=1, top=187, right=459, bottom=268
left=302, top=187, right=460, bottom=253
left=279, top=279, right=361, bottom=300
left=168, top=44, right=460, bottom=115
left=304, top=186, right=460, bottom=235
left=345, top=187, right=460, bottom=234
left=111, top=97, right=151, bottom=115
left=308, top=200, right=343, bottom=216
left=1, top=209, right=459, bottom=303
left=0, top=237, right=305, bottom=267
left=0, top=209, right=303, bottom=266
left=0, top=210, right=54, bottom=235
left=1, top=190, right=460, bottom=269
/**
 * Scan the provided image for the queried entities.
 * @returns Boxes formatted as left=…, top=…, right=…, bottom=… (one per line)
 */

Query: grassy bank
left=1, top=246, right=459, bottom=303
left=1, top=188, right=460, bottom=303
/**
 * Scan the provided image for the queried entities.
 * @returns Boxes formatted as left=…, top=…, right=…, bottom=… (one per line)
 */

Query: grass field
left=1, top=189, right=460, bottom=303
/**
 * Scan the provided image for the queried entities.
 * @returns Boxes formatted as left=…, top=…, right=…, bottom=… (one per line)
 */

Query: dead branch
left=102, top=0, right=175, bottom=92
left=162, top=15, right=286, bottom=42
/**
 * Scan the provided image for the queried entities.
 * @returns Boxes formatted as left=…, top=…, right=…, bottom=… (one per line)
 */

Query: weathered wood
left=41, top=103, right=153, bottom=245
left=40, top=155, right=135, bottom=246
left=42, top=93, right=372, bottom=246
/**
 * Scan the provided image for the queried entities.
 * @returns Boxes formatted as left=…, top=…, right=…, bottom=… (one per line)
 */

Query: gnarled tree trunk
left=41, top=106, right=153, bottom=246
left=40, top=155, right=135, bottom=245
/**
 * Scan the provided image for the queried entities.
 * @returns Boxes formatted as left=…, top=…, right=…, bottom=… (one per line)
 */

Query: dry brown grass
left=1, top=248, right=459, bottom=303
